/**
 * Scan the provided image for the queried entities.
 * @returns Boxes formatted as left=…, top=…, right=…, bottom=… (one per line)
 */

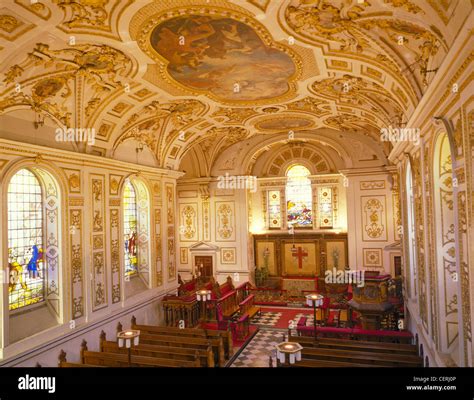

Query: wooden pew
left=80, top=340, right=199, bottom=367
left=100, top=331, right=215, bottom=367
left=271, top=355, right=387, bottom=368
left=300, top=346, right=422, bottom=367
left=289, top=334, right=418, bottom=355
left=295, top=359, right=389, bottom=368
left=296, top=325, right=413, bottom=344
left=58, top=349, right=104, bottom=368
left=218, top=289, right=239, bottom=319
left=239, top=294, right=261, bottom=320
left=131, top=316, right=233, bottom=359
left=138, top=333, right=225, bottom=367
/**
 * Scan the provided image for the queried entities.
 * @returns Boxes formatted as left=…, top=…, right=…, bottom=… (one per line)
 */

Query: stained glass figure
left=286, top=165, right=312, bottom=227
left=8, top=169, right=45, bottom=310
left=123, top=179, right=138, bottom=276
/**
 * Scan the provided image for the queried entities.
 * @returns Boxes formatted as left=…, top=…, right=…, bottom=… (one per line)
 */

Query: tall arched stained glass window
left=286, top=165, right=312, bottom=227
left=123, top=179, right=138, bottom=276
left=8, top=169, right=45, bottom=310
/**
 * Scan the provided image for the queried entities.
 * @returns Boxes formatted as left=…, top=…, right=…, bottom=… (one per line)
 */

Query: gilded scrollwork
left=1, top=42, right=133, bottom=129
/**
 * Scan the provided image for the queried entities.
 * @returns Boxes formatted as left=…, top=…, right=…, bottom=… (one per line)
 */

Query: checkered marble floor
left=250, top=311, right=282, bottom=327
left=250, top=310, right=314, bottom=328
left=230, top=329, right=285, bottom=367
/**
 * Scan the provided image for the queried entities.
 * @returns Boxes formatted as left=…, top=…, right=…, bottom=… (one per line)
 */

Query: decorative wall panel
left=412, top=153, right=428, bottom=327
left=363, top=248, right=383, bottom=268
left=166, top=183, right=176, bottom=281
left=180, top=247, right=188, bottom=264
left=90, top=175, right=107, bottom=311
left=361, top=196, right=387, bottom=241
left=155, top=208, right=163, bottom=286
left=215, top=201, right=235, bottom=241
left=220, top=247, right=236, bottom=264
left=63, top=168, right=81, bottom=194
left=109, top=205, right=121, bottom=304
left=179, top=203, right=198, bottom=242
left=202, top=197, right=211, bottom=242
left=36, top=169, right=61, bottom=316
left=70, top=208, right=84, bottom=319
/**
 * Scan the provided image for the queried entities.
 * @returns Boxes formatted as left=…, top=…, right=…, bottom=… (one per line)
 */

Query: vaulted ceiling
left=0, top=0, right=469, bottom=176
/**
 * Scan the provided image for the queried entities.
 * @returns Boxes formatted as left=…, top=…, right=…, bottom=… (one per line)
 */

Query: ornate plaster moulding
left=253, top=114, right=316, bottom=133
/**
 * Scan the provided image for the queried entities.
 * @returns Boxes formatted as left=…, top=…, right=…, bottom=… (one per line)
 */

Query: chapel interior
left=0, top=0, right=472, bottom=369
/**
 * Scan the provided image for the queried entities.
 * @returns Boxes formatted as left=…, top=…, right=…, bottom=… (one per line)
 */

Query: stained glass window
left=286, top=165, right=312, bottom=227
left=268, top=190, right=281, bottom=228
left=123, top=179, right=138, bottom=276
left=318, top=187, right=333, bottom=228
left=8, top=169, right=44, bottom=311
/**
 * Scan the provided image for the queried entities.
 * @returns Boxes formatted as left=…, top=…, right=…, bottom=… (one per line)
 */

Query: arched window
left=405, top=161, right=417, bottom=298
left=123, top=179, right=138, bottom=277
left=122, top=177, right=151, bottom=296
left=286, top=165, right=312, bottom=227
left=7, top=169, right=44, bottom=310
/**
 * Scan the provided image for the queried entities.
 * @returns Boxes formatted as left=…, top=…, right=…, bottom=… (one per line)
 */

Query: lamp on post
left=275, top=342, right=303, bottom=366
left=117, top=329, right=140, bottom=367
left=306, top=293, right=324, bottom=345
left=196, top=289, right=211, bottom=322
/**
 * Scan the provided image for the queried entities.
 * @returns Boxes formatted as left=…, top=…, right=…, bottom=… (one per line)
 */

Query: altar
left=281, top=277, right=318, bottom=298
left=253, top=232, right=348, bottom=280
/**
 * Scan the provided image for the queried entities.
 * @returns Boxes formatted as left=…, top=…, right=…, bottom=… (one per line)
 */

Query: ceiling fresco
left=150, top=14, right=297, bottom=102
left=0, top=0, right=470, bottom=174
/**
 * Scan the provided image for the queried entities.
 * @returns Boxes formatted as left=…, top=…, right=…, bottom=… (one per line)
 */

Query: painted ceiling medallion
left=255, top=116, right=314, bottom=132
left=148, top=14, right=298, bottom=103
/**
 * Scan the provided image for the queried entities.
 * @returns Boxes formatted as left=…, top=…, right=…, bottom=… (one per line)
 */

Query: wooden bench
left=163, top=276, right=254, bottom=326
left=100, top=331, right=215, bottom=367
left=131, top=317, right=233, bottom=359
left=239, top=294, right=261, bottom=320
left=300, top=346, right=422, bottom=367
left=289, top=334, right=418, bottom=355
left=296, top=325, right=413, bottom=344
left=218, top=289, right=240, bottom=319
left=58, top=350, right=105, bottom=368
left=80, top=341, right=199, bottom=368
left=138, top=333, right=225, bottom=367
left=273, top=356, right=387, bottom=368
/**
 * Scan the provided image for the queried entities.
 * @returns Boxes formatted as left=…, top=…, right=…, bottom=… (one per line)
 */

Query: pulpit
left=348, top=273, right=393, bottom=330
